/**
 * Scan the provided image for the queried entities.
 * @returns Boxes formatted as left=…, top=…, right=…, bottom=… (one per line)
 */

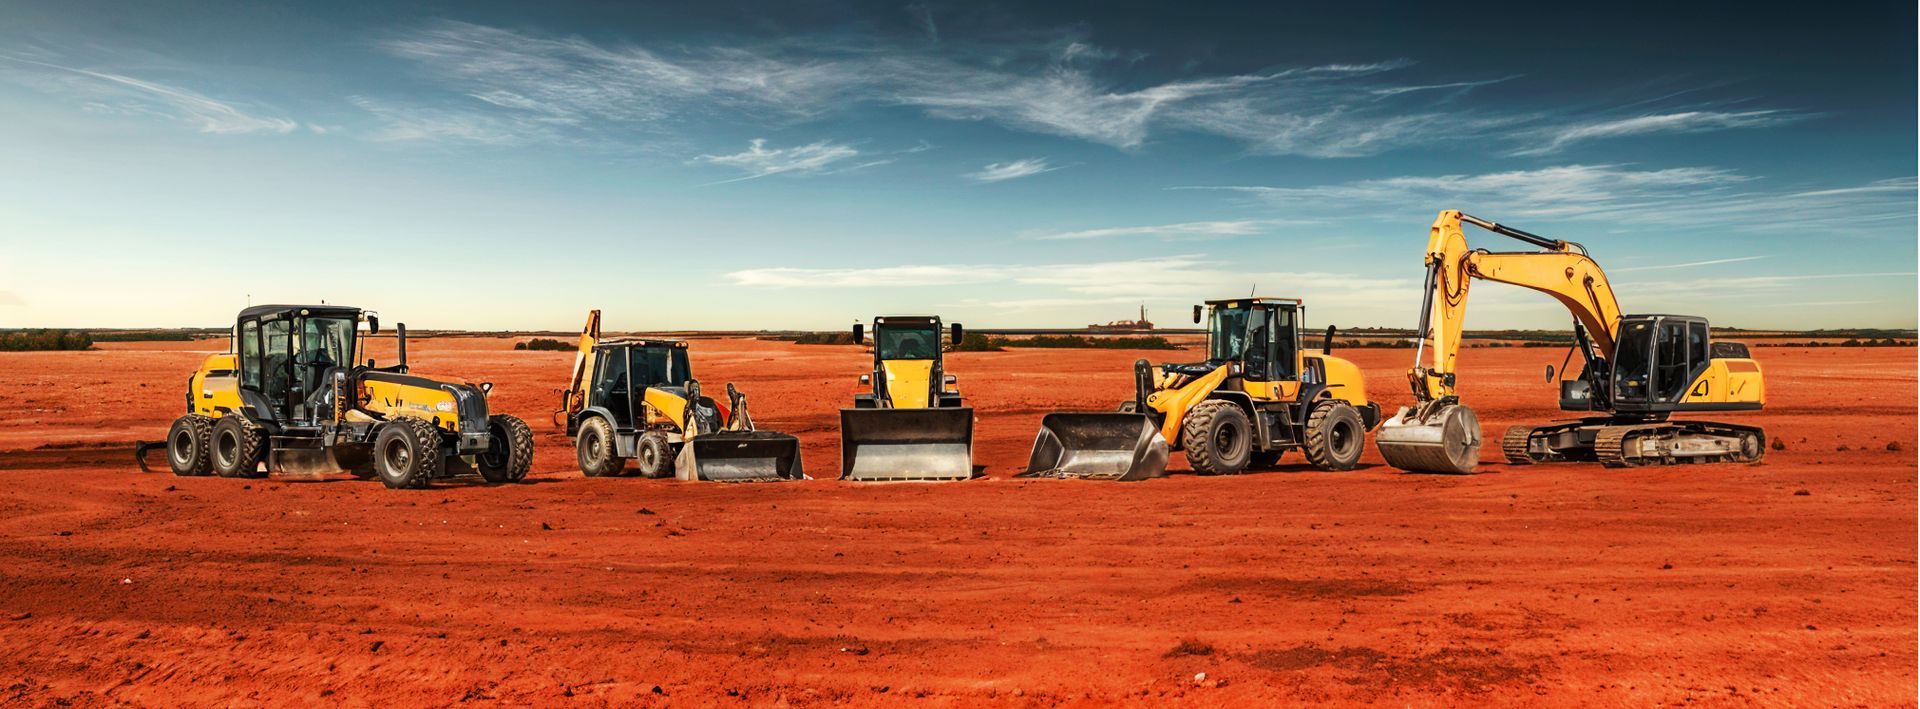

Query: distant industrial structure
left=1089, top=305, right=1155, bottom=332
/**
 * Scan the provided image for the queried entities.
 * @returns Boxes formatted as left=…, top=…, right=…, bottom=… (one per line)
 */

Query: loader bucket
left=1019, top=412, right=1169, bottom=481
left=674, top=431, right=805, bottom=482
left=839, top=407, right=974, bottom=481
left=1376, top=403, right=1482, bottom=474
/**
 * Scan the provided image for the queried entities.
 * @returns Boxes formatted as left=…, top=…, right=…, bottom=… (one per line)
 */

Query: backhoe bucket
left=1376, top=403, right=1482, bottom=474
left=1019, top=412, right=1169, bottom=481
left=839, top=407, right=974, bottom=481
left=674, top=431, right=805, bottom=482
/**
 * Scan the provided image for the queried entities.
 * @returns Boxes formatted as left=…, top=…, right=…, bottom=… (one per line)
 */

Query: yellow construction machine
left=558, top=310, right=802, bottom=481
left=1023, top=297, right=1380, bottom=480
left=136, top=304, right=534, bottom=488
left=839, top=316, right=975, bottom=481
left=1375, top=211, right=1767, bottom=473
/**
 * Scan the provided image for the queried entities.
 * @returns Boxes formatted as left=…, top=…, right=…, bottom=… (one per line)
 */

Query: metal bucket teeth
left=674, top=431, right=805, bottom=482
left=838, top=408, right=975, bottom=481
left=1375, top=403, right=1483, bottom=474
left=1019, top=412, right=1168, bottom=481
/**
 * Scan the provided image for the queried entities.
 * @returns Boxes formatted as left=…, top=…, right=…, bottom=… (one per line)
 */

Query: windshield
left=877, top=325, right=939, bottom=360
left=1612, top=319, right=1654, bottom=402
left=634, top=346, right=694, bottom=388
left=1208, top=305, right=1252, bottom=361
left=300, top=317, right=356, bottom=369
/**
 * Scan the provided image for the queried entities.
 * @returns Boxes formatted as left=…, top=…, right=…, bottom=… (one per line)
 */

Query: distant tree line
left=514, top=338, right=573, bottom=351
left=0, top=329, right=94, bottom=351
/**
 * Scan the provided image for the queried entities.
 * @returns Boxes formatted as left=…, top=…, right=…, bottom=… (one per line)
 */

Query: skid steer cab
left=559, top=310, right=802, bottom=482
left=839, top=315, right=975, bottom=481
left=136, top=304, right=534, bottom=489
left=1024, top=297, right=1381, bottom=480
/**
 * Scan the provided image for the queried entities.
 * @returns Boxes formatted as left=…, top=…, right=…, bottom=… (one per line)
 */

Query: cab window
left=239, top=320, right=261, bottom=391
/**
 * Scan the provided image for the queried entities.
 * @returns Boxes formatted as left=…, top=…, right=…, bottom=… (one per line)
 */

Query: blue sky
left=0, top=1, right=1913, bottom=330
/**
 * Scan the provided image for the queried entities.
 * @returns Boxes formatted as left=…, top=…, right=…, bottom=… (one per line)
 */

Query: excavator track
left=1595, top=420, right=1765, bottom=468
left=1501, top=426, right=1536, bottom=465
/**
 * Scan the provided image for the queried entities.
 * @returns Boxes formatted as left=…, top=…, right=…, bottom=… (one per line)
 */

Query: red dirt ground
left=0, top=338, right=1912, bottom=705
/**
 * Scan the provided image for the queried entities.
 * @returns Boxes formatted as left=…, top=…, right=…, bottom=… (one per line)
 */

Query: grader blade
left=674, top=431, right=805, bottom=482
left=1019, top=412, right=1168, bottom=481
left=1376, top=402, right=1482, bottom=474
left=839, top=408, right=974, bottom=481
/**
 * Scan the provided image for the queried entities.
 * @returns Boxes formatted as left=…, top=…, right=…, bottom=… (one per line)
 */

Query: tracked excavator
left=1375, top=211, right=1767, bottom=473
left=558, top=310, right=803, bottom=481
left=839, top=316, right=975, bottom=481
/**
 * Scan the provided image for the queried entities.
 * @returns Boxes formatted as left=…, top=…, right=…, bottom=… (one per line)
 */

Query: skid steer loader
left=840, top=316, right=975, bottom=481
left=1022, top=298, right=1380, bottom=480
left=558, top=310, right=802, bottom=481
left=134, top=304, right=534, bottom=489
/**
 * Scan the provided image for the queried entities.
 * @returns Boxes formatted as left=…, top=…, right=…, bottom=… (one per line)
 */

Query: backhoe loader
left=135, top=304, right=534, bottom=489
left=1375, top=211, right=1766, bottom=473
left=840, top=316, right=974, bottom=481
left=558, top=310, right=802, bottom=481
left=1023, top=298, right=1380, bottom=480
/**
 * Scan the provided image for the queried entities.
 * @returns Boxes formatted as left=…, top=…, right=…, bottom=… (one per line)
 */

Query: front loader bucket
left=1019, top=412, right=1169, bottom=481
left=1376, top=403, right=1482, bottom=474
left=839, top=407, right=974, bottom=481
left=674, top=431, right=805, bottom=482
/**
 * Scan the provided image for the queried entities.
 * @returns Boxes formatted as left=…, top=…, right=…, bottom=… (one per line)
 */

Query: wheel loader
left=839, top=316, right=975, bottom=481
left=135, top=304, right=534, bottom=489
left=557, top=310, right=802, bottom=481
left=1023, top=297, right=1381, bottom=480
left=1375, top=210, right=1766, bottom=473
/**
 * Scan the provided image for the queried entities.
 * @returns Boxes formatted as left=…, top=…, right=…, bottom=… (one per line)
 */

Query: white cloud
left=1516, top=110, right=1804, bottom=155
left=0, top=54, right=296, bottom=134
left=694, top=138, right=862, bottom=182
left=1613, top=255, right=1770, bottom=272
left=1028, top=219, right=1291, bottom=241
left=966, top=158, right=1059, bottom=182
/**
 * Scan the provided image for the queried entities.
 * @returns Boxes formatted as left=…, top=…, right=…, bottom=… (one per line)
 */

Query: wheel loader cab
left=582, top=340, right=705, bottom=433
left=853, top=316, right=963, bottom=409
left=1204, top=299, right=1300, bottom=383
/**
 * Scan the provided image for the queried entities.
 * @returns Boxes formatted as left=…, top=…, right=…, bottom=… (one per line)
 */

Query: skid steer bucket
left=1376, top=403, right=1482, bottom=474
left=1019, top=412, right=1169, bottom=481
left=674, top=431, right=805, bottom=482
left=839, top=407, right=974, bottom=481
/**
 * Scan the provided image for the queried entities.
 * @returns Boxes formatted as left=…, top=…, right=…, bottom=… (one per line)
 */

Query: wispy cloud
left=1515, top=110, right=1807, bottom=155
left=0, top=54, right=296, bottom=134
left=1613, top=255, right=1770, bottom=272
left=966, top=158, right=1059, bottom=182
left=1028, top=218, right=1294, bottom=241
left=694, top=138, right=863, bottom=182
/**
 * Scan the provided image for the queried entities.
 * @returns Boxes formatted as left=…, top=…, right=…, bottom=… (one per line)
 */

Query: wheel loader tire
left=1249, top=449, right=1288, bottom=468
left=479, top=414, right=534, bottom=483
left=575, top=416, right=625, bottom=478
left=635, top=432, right=674, bottom=479
left=211, top=415, right=268, bottom=478
left=374, top=417, right=442, bottom=490
left=166, top=415, right=214, bottom=477
left=1182, top=400, right=1252, bottom=475
left=1302, top=402, right=1365, bottom=471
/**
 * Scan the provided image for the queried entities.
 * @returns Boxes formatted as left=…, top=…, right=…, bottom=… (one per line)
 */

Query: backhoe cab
left=839, top=316, right=975, bottom=481
left=1024, top=298, right=1380, bottom=480
left=137, top=304, right=534, bottom=489
left=560, top=310, right=802, bottom=481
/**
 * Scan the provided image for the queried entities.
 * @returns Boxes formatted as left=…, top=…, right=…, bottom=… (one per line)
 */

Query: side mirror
left=366, top=315, right=379, bottom=334
left=480, top=382, right=493, bottom=396
left=1192, top=305, right=1203, bottom=324
left=1323, top=325, right=1337, bottom=355
left=1545, top=364, right=1556, bottom=382
left=950, top=323, right=964, bottom=345
left=852, top=323, right=864, bottom=344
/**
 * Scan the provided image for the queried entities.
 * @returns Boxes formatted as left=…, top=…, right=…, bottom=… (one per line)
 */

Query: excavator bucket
left=1019, top=412, right=1169, bottom=481
left=674, top=431, right=805, bottom=482
left=1376, top=403, right=1483, bottom=474
left=839, top=407, right=974, bottom=481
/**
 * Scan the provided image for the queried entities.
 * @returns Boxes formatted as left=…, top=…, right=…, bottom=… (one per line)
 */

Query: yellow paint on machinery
left=879, top=359, right=935, bottom=408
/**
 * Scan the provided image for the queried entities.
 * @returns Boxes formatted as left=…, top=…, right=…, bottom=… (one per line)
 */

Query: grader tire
left=1302, top=402, right=1365, bottom=472
left=211, top=415, right=268, bottom=478
left=575, top=416, right=625, bottom=478
left=1182, top=400, right=1252, bottom=475
left=166, top=415, right=214, bottom=477
left=479, top=414, right=534, bottom=483
left=374, top=417, right=443, bottom=489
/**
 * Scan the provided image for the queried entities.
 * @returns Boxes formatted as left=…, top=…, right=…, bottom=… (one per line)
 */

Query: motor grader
left=137, top=304, right=534, bottom=489
left=839, top=316, right=975, bottom=481
left=558, top=310, right=802, bottom=481
left=1375, top=211, right=1766, bottom=473
left=1024, top=297, right=1381, bottom=480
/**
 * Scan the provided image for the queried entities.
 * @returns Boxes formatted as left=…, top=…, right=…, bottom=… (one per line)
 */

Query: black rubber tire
left=1182, top=399, right=1252, bottom=475
left=211, top=415, right=268, bottom=478
left=1302, top=401, right=1366, bottom=471
left=479, top=414, right=534, bottom=483
left=166, top=415, right=214, bottom=477
left=576, top=416, right=625, bottom=478
left=635, top=431, right=674, bottom=479
left=1249, top=449, right=1288, bottom=469
left=373, top=417, right=442, bottom=489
